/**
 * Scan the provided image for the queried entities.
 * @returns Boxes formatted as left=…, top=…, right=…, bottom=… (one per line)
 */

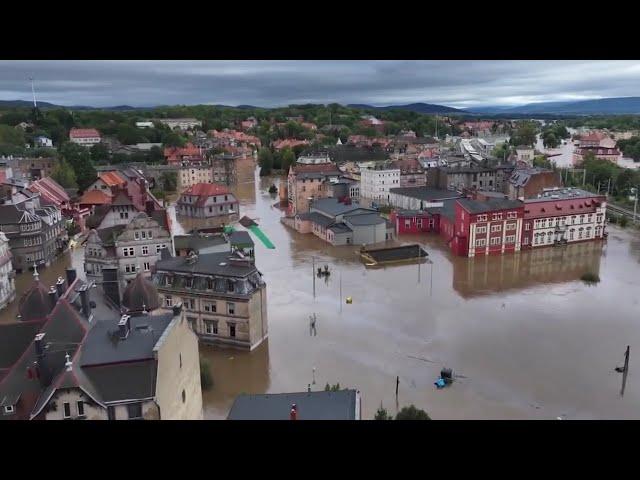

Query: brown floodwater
left=5, top=156, right=640, bottom=419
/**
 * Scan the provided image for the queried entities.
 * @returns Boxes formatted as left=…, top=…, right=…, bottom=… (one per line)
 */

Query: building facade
left=286, top=162, right=342, bottom=216
left=157, top=118, right=202, bottom=130
left=521, top=188, right=607, bottom=249
left=360, top=165, right=400, bottom=203
left=154, top=251, right=268, bottom=350
left=69, top=128, right=101, bottom=147
left=84, top=211, right=171, bottom=285
left=177, top=183, right=239, bottom=218
left=0, top=232, right=16, bottom=310
left=0, top=197, right=66, bottom=273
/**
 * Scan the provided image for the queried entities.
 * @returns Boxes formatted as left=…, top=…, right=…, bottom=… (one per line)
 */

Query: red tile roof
left=523, top=195, right=605, bottom=218
left=70, top=128, right=101, bottom=139
left=79, top=189, right=113, bottom=205
left=99, top=171, right=126, bottom=187
left=164, top=143, right=200, bottom=161
left=182, top=182, right=231, bottom=197
left=27, top=177, right=70, bottom=207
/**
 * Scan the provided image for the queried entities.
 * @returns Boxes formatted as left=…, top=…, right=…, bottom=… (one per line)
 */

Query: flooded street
left=5, top=156, right=640, bottom=419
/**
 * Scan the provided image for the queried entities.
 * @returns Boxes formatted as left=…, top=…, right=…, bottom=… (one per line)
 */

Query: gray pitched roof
left=0, top=321, right=44, bottom=369
left=344, top=212, right=386, bottom=226
left=82, top=360, right=157, bottom=403
left=96, top=225, right=126, bottom=246
left=173, top=234, right=229, bottom=252
left=328, top=223, right=352, bottom=233
left=229, top=230, right=254, bottom=248
left=80, top=313, right=174, bottom=367
left=311, top=198, right=374, bottom=217
left=155, top=251, right=258, bottom=278
left=299, top=211, right=334, bottom=227
left=227, top=390, right=358, bottom=420
left=389, top=187, right=462, bottom=201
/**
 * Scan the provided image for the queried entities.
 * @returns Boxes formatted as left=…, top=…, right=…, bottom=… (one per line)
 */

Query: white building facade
left=360, top=166, right=400, bottom=203
left=0, top=232, right=16, bottom=311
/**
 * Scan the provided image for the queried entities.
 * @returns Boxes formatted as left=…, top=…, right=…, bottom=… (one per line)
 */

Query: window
left=127, top=402, right=143, bottom=420
left=404, top=219, right=411, bottom=228
left=125, top=264, right=136, bottom=273
left=476, top=226, right=487, bottom=234
left=524, top=237, right=529, bottom=245
left=507, top=211, right=518, bottom=219
left=63, top=402, right=71, bottom=419
left=143, top=262, right=150, bottom=272
left=148, top=231, right=153, bottom=239
left=492, top=213, right=502, bottom=221
left=165, top=295, right=173, bottom=307
left=227, top=302, right=235, bottom=315
left=477, top=214, right=487, bottom=222
left=4, top=405, right=14, bottom=414
left=475, top=239, right=486, bottom=247
left=490, top=237, right=501, bottom=245
left=185, top=277, right=193, bottom=289
left=120, top=211, right=129, bottom=220
left=205, top=321, right=218, bottom=335
left=228, top=280, right=235, bottom=292
left=229, top=323, right=236, bottom=338
left=107, top=406, right=116, bottom=420
left=506, top=223, right=516, bottom=231
left=134, top=231, right=140, bottom=240
left=505, top=235, right=516, bottom=244
left=182, top=390, right=186, bottom=403
left=219, top=206, right=223, bottom=212
left=204, top=302, right=216, bottom=312
left=123, top=247, right=135, bottom=257
left=77, top=401, right=85, bottom=417
left=491, top=224, right=502, bottom=232
left=179, top=353, right=182, bottom=369
left=569, top=229, right=575, bottom=240
left=207, top=279, right=214, bottom=290
left=142, top=246, right=149, bottom=256
left=579, top=228, right=584, bottom=239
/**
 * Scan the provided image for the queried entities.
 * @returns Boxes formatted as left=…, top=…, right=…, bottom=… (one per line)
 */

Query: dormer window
left=3, top=405, right=14, bottom=415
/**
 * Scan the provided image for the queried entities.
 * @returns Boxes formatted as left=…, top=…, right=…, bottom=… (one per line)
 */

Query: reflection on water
left=453, top=241, right=604, bottom=298
left=201, top=340, right=270, bottom=419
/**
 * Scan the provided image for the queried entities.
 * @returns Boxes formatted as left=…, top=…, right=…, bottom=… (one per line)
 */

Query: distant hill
left=347, top=102, right=464, bottom=114
left=470, top=97, right=640, bottom=115
left=0, top=99, right=62, bottom=109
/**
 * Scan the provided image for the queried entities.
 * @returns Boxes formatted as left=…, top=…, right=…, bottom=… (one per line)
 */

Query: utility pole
left=395, top=375, right=399, bottom=398
left=312, top=256, right=316, bottom=298
left=339, top=270, right=342, bottom=313
left=583, top=169, right=586, bottom=186
left=621, top=345, right=630, bottom=397
left=634, top=187, right=638, bottom=224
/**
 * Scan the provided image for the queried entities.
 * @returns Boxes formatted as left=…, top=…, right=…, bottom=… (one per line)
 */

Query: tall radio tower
left=29, top=77, right=38, bottom=108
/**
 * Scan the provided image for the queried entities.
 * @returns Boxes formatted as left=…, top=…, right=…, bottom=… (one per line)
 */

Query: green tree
left=159, top=171, right=178, bottom=192
left=510, top=122, right=538, bottom=147
left=324, top=383, right=341, bottom=392
left=90, top=143, right=110, bottom=164
left=116, top=124, right=143, bottom=145
left=162, top=130, right=186, bottom=147
left=258, top=147, right=273, bottom=176
left=374, top=404, right=393, bottom=420
left=281, top=147, right=296, bottom=172
left=149, top=145, right=163, bottom=164
left=50, top=159, right=77, bottom=189
left=543, top=132, right=559, bottom=148
left=395, top=405, right=431, bottom=420
left=0, top=124, right=26, bottom=146
left=59, top=142, right=96, bottom=192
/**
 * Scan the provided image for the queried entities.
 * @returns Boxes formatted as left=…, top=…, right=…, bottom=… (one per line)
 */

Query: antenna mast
left=30, top=77, right=37, bottom=108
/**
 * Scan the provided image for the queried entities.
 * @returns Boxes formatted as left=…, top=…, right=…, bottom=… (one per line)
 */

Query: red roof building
left=177, top=183, right=239, bottom=218
left=164, top=143, right=201, bottom=165
left=69, top=128, right=101, bottom=147
left=272, top=138, right=309, bottom=151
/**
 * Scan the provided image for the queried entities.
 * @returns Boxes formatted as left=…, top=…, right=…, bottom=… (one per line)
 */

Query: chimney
left=34, top=333, right=46, bottom=358
left=48, top=286, right=58, bottom=309
left=290, top=403, right=297, bottom=420
left=172, top=302, right=183, bottom=317
left=55, top=276, right=66, bottom=298
left=65, top=268, right=77, bottom=286
left=118, top=315, right=131, bottom=339
left=78, top=283, right=91, bottom=318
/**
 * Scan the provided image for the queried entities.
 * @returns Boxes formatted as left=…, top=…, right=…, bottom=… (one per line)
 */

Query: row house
left=428, top=164, right=496, bottom=192
left=156, top=118, right=202, bottom=130
left=521, top=188, right=607, bottom=248
left=177, top=183, right=239, bottom=219
left=28, top=176, right=90, bottom=232
left=164, top=143, right=202, bottom=165
left=391, top=158, right=426, bottom=188
left=573, top=146, right=621, bottom=164
left=153, top=250, right=268, bottom=351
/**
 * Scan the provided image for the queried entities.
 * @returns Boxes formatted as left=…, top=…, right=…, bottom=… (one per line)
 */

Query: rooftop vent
left=118, top=315, right=131, bottom=339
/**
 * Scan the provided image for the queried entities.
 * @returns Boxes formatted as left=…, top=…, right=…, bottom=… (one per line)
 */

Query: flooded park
left=4, top=156, right=640, bottom=419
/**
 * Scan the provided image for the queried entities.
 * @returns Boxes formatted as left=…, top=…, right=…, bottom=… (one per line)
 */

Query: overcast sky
left=1, top=60, right=639, bottom=109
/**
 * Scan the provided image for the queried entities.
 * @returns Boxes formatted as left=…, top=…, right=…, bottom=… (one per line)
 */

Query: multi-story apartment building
left=286, top=162, right=342, bottom=216
left=153, top=250, right=268, bottom=350
left=178, top=165, right=214, bottom=190
left=0, top=232, right=16, bottom=310
left=0, top=195, right=66, bottom=273
left=521, top=188, right=607, bottom=249
left=69, top=128, right=101, bottom=147
left=360, top=164, right=400, bottom=203
left=156, top=118, right=202, bottom=130
left=84, top=209, right=171, bottom=286
left=176, top=183, right=239, bottom=219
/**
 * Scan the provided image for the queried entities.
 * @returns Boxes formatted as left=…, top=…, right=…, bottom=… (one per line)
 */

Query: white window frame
left=77, top=401, right=85, bottom=417
left=491, top=224, right=502, bottom=233
left=475, top=238, right=486, bottom=247
left=63, top=402, right=71, bottom=419
left=142, top=245, right=149, bottom=256
left=490, top=237, right=501, bottom=245
left=4, top=405, right=14, bottom=414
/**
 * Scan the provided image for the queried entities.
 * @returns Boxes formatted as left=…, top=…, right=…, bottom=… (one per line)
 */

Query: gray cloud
left=0, top=60, right=639, bottom=108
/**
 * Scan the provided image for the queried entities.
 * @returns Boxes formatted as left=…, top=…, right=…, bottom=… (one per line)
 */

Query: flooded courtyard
left=5, top=156, right=640, bottom=419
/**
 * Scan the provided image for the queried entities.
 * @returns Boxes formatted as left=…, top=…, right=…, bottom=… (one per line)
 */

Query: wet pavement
left=5, top=156, right=640, bottom=419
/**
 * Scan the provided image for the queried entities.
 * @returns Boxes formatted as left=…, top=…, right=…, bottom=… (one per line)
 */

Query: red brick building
left=389, top=210, right=435, bottom=234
